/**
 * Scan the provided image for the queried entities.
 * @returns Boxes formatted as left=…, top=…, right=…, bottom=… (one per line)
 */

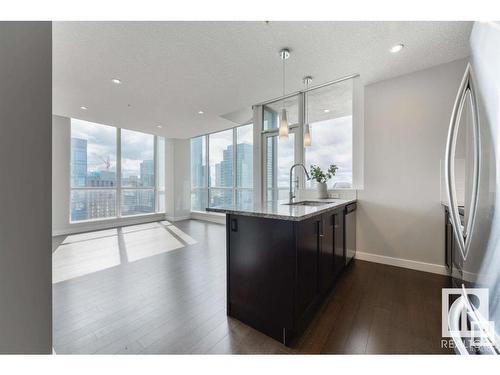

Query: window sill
left=69, top=211, right=166, bottom=225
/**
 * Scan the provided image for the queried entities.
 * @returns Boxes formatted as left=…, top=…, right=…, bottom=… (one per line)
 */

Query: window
left=190, top=124, right=253, bottom=211
left=263, top=95, right=299, bottom=201
left=236, top=124, right=254, bottom=209
left=209, top=129, right=234, bottom=207
left=157, top=137, right=166, bottom=212
left=70, top=119, right=165, bottom=222
left=120, top=129, right=155, bottom=216
left=263, top=96, right=299, bottom=130
left=190, top=135, right=208, bottom=211
left=304, top=79, right=353, bottom=189
left=262, top=78, right=356, bottom=201
left=265, top=131, right=295, bottom=201
left=70, top=119, right=117, bottom=221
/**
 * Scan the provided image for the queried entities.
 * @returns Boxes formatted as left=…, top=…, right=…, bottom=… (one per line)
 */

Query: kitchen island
left=207, top=198, right=357, bottom=346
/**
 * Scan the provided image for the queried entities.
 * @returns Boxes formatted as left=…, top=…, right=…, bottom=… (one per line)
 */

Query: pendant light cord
left=282, top=58, right=285, bottom=96
left=305, top=80, right=308, bottom=124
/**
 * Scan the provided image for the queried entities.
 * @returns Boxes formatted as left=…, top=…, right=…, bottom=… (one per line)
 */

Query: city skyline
left=70, top=126, right=157, bottom=221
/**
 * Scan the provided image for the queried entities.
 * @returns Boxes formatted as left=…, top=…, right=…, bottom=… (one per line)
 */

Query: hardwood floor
left=52, top=219, right=453, bottom=354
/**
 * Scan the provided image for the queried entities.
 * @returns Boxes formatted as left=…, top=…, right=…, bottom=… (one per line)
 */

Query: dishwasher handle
left=345, top=203, right=357, bottom=214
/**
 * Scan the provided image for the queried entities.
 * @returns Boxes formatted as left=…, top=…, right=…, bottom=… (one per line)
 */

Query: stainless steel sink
left=283, top=201, right=331, bottom=207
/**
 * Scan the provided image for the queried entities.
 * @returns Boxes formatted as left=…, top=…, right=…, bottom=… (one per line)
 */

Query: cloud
left=72, top=119, right=154, bottom=175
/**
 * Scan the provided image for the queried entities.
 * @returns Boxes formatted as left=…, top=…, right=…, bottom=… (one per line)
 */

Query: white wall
left=52, top=115, right=71, bottom=233
left=357, top=58, right=468, bottom=273
left=52, top=116, right=190, bottom=235
left=0, top=22, right=52, bottom=353
left=165, top=138, right=191, bottom=221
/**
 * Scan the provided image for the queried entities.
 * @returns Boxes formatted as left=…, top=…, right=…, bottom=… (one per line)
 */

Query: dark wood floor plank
left=53, top=219, right=453, bottom=355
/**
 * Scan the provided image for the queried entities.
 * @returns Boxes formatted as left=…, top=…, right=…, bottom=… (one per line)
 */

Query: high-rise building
left=235, top=143, right=253, bottom=187
left=71, top=138, right=87, bottom=187
left=86, top=170, right=116, bottom=187
left=220, top=145, right=233, bottom=187
left=140, top=160, right=154, bottom=186
left=190, top=137, right=205, bottom=187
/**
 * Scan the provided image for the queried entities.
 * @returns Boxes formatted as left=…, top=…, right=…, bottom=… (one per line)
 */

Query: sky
left=74, top=113, right=352, bottom=191
left=71, top=118, right=156, bottom=178
left=273, top=115, right=353, bottom=189
left=305, top=115, right=353, bottom=188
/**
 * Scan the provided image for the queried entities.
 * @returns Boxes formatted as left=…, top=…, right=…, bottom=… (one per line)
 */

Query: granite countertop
left=206, top=198, right=356, bottom=221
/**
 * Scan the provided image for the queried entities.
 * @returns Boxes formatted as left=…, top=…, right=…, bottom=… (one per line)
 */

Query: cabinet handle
left=444, top=62, right=481, bottom=261
left=230, top=219, right=238, bottom=232
left=319, top=220, right=324, bottom=237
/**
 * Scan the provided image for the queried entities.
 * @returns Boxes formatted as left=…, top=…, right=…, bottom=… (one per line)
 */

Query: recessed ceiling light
left=157, top=125, right=162, bottom=129
left=111, top=78, right=122, bottom=84
left=80, top=106, right=88, bottom=110
left=198, top=111, right=204, bottom=115
left=323, top=109, right=330, bottom=113
left=390, top=44, right=404, bottom=53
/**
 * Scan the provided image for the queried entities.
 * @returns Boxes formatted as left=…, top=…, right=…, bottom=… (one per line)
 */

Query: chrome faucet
left=289, top=163, right=311, bottom=203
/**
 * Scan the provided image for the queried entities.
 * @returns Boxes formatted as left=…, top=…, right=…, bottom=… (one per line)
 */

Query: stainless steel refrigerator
left=445, top=21, right=500, bottom=354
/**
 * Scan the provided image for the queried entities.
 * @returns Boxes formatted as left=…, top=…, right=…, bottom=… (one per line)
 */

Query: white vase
left=316, top=182, right=328, bottom=199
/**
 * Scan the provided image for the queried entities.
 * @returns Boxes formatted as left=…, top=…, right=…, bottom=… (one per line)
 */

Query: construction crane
left=99, top=155, right=111, bottom=171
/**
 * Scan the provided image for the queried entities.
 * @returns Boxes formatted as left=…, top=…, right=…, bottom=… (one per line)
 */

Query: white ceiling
left=53, top=21, right=473, bottom=139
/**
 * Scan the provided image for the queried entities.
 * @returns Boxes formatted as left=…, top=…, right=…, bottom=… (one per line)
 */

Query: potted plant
left=310, top=164, right=339, bottom=199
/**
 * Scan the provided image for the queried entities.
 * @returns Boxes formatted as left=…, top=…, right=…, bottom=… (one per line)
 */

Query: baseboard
left=165, top=215, right=192, bottom=222
left=190, top=211, right=226, bottom=224
left=355, top=250, right=448, bottom=276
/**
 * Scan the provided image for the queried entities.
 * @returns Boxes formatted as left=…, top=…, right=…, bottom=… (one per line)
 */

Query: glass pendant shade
left=279, top=108, right=289, bottom=138
left=304, top=123, right=312, bottom=147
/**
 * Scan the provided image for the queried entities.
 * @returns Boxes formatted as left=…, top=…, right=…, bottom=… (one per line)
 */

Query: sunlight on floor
left=62, top=228, right=118, bottom=244
left=52, top=221, right=196, bottom=284
left=164, top=224, right=197, bottom=245
left=123, top=227, right=184, bottom=262
left=53, top=236, right=121, bottom=283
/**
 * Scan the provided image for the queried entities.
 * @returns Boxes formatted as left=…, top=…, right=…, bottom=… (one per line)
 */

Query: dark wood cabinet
left=333, top=210, right=345, bottom=279
left=318, top=212, right=335, bottom=296
left=227, top=204, right=349, bottom=346
left=296, top=216, right=321, bottom=324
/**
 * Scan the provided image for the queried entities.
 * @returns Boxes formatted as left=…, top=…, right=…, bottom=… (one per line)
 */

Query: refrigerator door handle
left=448, top=295, right=469, bottom=355
left=445, top=63, right=481, bottom=261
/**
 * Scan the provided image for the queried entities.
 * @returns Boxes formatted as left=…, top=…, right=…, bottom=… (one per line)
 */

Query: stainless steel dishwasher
left=344, top=203, right=357, bottom=265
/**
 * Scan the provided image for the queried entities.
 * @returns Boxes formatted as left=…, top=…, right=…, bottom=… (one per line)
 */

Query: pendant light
left=279, top=49, right=290, bottom=139
left=303, top=76, right=312, bottom=147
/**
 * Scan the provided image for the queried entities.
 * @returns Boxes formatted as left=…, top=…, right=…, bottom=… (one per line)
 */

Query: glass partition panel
left=305, top=79, right=353, bottom=189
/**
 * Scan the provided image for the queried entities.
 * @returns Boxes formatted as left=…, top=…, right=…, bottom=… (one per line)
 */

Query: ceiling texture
left=53, top=21, right=473, bottom=139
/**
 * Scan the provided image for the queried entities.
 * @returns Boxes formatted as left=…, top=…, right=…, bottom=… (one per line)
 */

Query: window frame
left=69, top=120, right=165, bottom=223
left=260, top=76, right=359, bottom=203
